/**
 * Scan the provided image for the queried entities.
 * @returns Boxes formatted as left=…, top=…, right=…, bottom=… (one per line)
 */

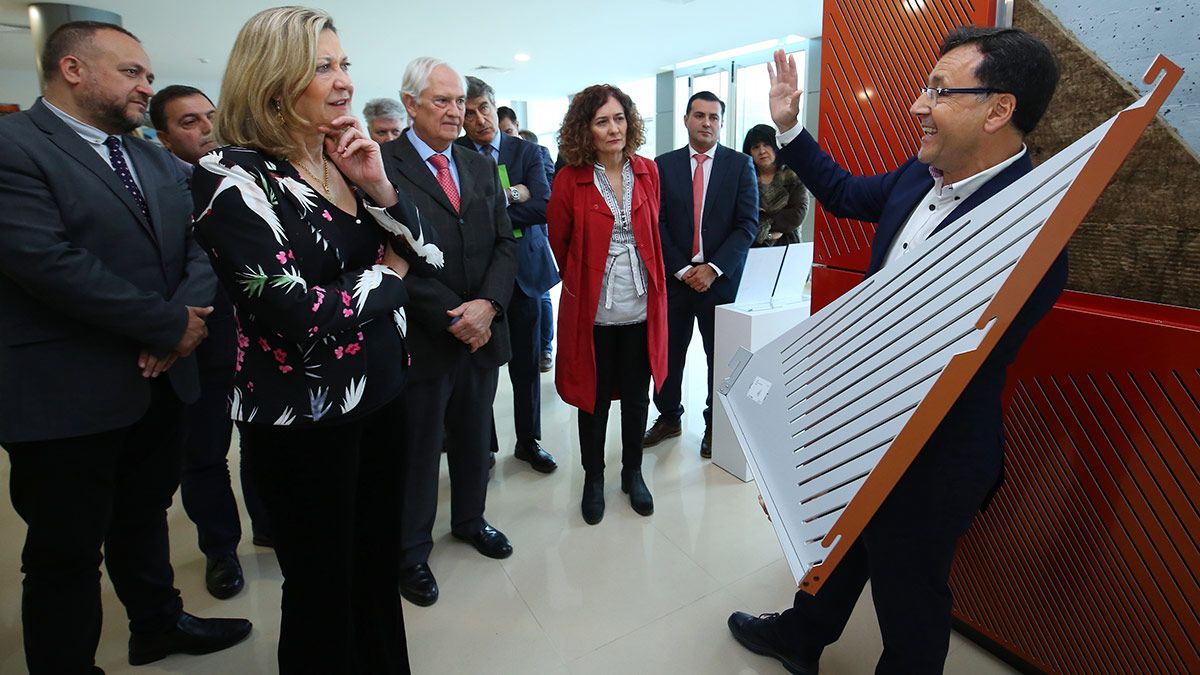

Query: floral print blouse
left=191, top=146, right=442, bottom=427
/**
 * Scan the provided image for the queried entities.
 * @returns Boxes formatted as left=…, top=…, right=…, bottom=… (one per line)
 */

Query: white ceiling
left=0, top=0, right=823, bottom=108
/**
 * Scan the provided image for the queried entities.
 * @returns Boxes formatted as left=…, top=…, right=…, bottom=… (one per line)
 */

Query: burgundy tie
left=428, top=153, right=460, bottom=211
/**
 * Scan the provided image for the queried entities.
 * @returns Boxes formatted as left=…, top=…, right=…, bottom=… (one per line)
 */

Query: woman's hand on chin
left=320, top=115, right=396, bottom=206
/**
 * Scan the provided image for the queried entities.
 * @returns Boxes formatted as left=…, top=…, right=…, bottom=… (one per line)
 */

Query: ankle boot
left=621, top=470, right=654, bottom=516
left=581, top=475, right=605, bottom=524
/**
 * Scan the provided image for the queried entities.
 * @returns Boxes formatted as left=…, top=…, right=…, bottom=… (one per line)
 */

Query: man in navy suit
left=456, top=76, right=559, bottom=474
left=727, top=27, right=1066, bottom=675
left=498, top=106, right=557, bottom=371
left=0, top=22, right=251, bottom=671
left=643, top=91, right=758, bottom=458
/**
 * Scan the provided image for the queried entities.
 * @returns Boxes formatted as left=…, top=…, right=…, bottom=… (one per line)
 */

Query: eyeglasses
left=918, top=86, right=1005, bottom=105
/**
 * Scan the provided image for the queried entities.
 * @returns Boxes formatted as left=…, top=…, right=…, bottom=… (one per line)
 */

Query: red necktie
left=428, top=153, right=460, bottom=211
left=692, top=154, right=708, bottom=258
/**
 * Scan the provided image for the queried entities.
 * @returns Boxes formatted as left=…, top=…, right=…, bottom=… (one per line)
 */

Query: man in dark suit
left=498, top=105, right=557, bottom=371
left=457, top=76, right=559, bottom=474
left=727, top=28, right=1066, bottom=675
left=382, top=58, right=518, bottom=608
left=643, top=91, right=758, bottom=458
left=0, top=22, right=251, bottom=672
left=149, top=84, right=273, bottom=601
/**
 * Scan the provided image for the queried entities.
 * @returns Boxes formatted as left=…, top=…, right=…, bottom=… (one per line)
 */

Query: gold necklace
left=294, top=153, right=331, bottom=200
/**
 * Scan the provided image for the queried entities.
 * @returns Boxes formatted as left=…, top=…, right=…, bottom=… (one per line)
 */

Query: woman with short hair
left=742, top=123, right=809, bottom=247
left=548, top=85, right=668, bottom=525
left=192, top=6, right=440, bottom=672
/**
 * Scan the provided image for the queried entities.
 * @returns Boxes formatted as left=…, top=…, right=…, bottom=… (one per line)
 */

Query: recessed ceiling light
left=513, top=53, right=531, bottom=63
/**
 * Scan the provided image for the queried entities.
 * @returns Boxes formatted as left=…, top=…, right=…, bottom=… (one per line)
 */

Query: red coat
left=547, top=155, right=668, bottom=414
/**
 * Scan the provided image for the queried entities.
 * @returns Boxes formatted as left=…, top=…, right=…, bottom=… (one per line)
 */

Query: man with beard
left=0, top=22, right=251, bottom=672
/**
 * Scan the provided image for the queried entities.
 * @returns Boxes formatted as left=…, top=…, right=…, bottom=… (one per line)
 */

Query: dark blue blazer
left=779, top=128, right=1067, bottom=506
left=655, top=145, right=758, bottom=303
left=456, top=133, right=560, bottom=298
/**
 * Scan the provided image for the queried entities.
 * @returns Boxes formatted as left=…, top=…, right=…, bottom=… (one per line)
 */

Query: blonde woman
left=192, top=6, right=439, bottom=672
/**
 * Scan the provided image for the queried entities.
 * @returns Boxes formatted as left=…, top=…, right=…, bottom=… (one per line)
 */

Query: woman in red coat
left=548, top=85, right=668, bottom=525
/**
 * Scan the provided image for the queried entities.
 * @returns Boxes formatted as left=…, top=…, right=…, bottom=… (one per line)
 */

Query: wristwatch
left=509, top=186, right=521, bottom=203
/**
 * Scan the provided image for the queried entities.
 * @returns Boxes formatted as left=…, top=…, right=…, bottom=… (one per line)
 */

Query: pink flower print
left=309, top=326, right=319, bottom=335
left=275, top=251, right=288, bottom=264
left=333, top=346, right=345, bottom=360
left=322, top=210, right=333, bottom=222
left=340, top=290, right=352, bottom=306
left=236, top=332, right=250, bottom=349
left=376, top=244, right=386, bottom=264
left=357, top=331, right=365, bottom=341
left=258, top=337, right=271, bottom=352
left=247, top=381, right=255, bottom=391
left=279, top=365, right=293, bottom=374
left=345, top=343, right=361, bottom=356
left=234, top=348, right=244, bottom=373
left=342, top=308, right=354, bottom=318
left=272, top=348, right=288, bottom=363
left=287, top=250, right=295, bottom=260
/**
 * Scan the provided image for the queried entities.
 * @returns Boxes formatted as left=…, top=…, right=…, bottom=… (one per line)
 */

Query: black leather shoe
left=540, top=352, right=553, bottom=372
left=515, top=440, right=558, bottom=473
left=581, top=476, right=605, bottom=524
left=700, top=427, right=713, bottom=458
left=399, top=563, right=439, bottom=607
left=727, top=612, right=818, bottom=675
left=642, top=417, right=682, bottom=448
left=453, top=522, right=513, bottom=559
left=251, top=532, right=274, bottom=548
left=621, top=470, right=654, bottom=516
left=205, top=553, right=244, bottom=600
left=128, top=612, right=252, bottom=666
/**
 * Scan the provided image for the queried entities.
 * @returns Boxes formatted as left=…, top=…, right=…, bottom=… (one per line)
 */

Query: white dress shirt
left=882, top=147, right=1026, bottom=267
left=775, top=124, right=1026, bottom=269
left=676, top=143, right=724, bottom=280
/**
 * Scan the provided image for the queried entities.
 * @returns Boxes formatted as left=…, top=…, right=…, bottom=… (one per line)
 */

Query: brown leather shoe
left=642, top=417, right=682, bottom=448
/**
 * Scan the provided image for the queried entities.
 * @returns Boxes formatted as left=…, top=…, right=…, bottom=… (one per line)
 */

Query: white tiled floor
left=0, top=332, right=1019, bottom=674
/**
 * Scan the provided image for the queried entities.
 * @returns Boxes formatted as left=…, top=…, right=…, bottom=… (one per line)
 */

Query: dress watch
left=509, top=186, right=521, bottom=203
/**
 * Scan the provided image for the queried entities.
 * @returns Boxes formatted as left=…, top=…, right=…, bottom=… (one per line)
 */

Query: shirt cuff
left=776, top=124, right=803, bottom=147
left=708, top=262, right=723, bottom=277
left=674, top=265, right=692, bottom=280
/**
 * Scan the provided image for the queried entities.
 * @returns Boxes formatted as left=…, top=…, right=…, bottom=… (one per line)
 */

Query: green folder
left=498, top=164, right=522, bottom=238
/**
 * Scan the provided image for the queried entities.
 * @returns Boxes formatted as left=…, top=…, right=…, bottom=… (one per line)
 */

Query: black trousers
left=180, top=311, right=270, bottom=557
left=238, top=396, right=409, bottom=675
left=653, top=278, right=718, bottom=428
left=505, top=285, right=542, bottom=444
left=578, top=323, right=651, bottom=476
left=772, top=437, right=1003, bottom=674
left=399, top=359, right=499, bottom=567
left=4, top=380, right=185, bottom=675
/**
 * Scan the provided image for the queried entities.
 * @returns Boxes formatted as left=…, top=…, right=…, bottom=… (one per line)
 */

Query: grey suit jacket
left=381, top=130, right=517, bottom=380
left=0, top=98, right=216, bottom=443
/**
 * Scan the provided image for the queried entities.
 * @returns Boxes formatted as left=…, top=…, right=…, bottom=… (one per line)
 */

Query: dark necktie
left=104, top=136, right=151, bottom=222
left=481, top=144, right=495, bottom=163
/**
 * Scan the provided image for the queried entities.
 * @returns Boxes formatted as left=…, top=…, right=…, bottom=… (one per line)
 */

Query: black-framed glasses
left=918, top=86, right=1005, bottom=105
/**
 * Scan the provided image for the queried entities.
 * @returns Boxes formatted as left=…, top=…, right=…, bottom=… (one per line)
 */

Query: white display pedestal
left=711, top=299, right=810, bottom=482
